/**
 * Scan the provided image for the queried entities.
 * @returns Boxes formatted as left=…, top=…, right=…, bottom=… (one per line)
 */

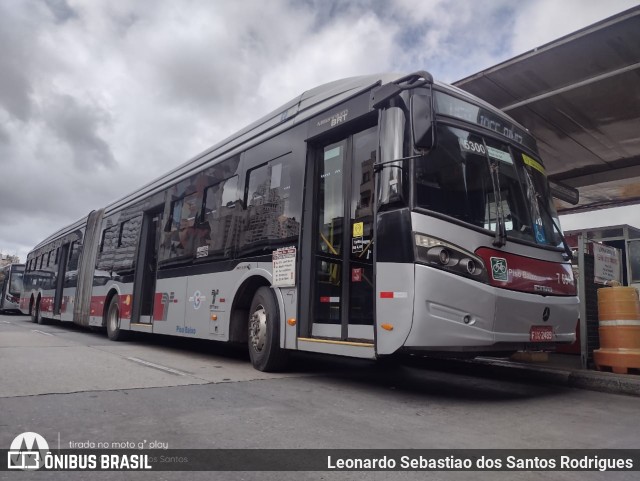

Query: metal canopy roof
left=454, top=6, right=640, bottom=214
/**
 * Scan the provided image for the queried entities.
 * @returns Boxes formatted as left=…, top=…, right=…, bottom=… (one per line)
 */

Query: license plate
left=530, top=325, right=553, bottom=342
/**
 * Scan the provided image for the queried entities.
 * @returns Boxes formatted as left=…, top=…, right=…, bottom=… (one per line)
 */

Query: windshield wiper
left=488, top=160, right=507, bottom=247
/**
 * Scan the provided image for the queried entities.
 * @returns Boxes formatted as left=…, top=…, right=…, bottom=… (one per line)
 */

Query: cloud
left=42, top=93, right=115, bottom=169
left=0, top=0, right=636, bottom=262
left=0, top=1, right=45, bottom=122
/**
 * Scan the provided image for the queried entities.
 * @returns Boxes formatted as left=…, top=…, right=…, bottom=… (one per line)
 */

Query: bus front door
left=308, top=127, right=376, bottom=342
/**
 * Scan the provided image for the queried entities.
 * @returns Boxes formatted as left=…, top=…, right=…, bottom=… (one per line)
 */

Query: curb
left=399, top=356, right=640, bottom=397
left=472, top=358, right=640, bottom=397
left=567, top=369, right=640, bottom=397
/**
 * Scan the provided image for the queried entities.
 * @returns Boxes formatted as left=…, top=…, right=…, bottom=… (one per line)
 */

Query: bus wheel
left=36, top=303, right=47, bottom=325
left=106, top=296, right=128, bottom=341
left=248, top=287, right=287, bottom=372
left=31, top=298, right=41, bottom=324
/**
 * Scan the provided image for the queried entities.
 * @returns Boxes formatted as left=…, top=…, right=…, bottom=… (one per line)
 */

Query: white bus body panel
left=374, top=263, right=416, bottom=355
left=406, top=265, right=578, bottom=349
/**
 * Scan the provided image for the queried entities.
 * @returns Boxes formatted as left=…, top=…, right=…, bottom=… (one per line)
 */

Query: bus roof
left=30, top=72, right=527, bottom=253
left=101, top=73, right=400, bottom=215
left=32, top=74, right=396, bottom=252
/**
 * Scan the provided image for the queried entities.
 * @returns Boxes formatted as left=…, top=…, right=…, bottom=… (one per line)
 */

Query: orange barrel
left=597, top=286, right=640, bottom=320
left=594, top=286, right=640, bottom=374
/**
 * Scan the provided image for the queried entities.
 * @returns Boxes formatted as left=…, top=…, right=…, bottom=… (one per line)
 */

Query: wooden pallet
left=595, top=364, right=640, bottom=375
left=594, top=349, right=640, bottom=375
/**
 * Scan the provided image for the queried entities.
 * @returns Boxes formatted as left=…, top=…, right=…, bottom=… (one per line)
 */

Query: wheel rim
left=108, top=305, right=119, bottom=333
left=249, top=304, right=267, bottom=353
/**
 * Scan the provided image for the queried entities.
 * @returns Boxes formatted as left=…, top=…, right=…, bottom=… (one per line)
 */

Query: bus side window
left=199, top=176, right=239, bottom=259
left=164, top=193, right=198, bottom=260
left=98, top=225, right=118, bottom=272
left=114, top=217, right=141, bottom=272
left=241, top=156, right=297, bottom=254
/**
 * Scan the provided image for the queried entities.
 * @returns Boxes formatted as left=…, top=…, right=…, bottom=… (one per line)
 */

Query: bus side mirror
left=549, top=180, right=579, bottom=205
left=411, top=93, right=433, bottom=150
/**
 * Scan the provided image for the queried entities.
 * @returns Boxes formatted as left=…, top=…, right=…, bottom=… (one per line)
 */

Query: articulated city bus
left=1, top=264, right=24, bottom=314
left=21, top=71, right=579, bottom=371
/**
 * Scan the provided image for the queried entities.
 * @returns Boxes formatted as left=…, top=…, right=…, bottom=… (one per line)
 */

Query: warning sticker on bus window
left=272, top=247, right=296, bottom=287
left=522, top=153, right=546, bottom=175
left=352, top=237, right=364, bottom=254
left=487, top=146, right=513, bottom=164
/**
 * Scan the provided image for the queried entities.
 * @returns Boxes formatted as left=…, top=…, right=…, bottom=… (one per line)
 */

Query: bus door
left=308, top=127, right=377, bottom=341
left=53, top=243, right=70, bottom=315
left=131, top=208, right=162, bottom=324
left=0, top=267, right=7, bottom=309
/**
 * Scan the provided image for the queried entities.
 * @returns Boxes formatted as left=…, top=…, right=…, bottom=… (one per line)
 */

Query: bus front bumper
left=403, top=264, right=579, bottom=352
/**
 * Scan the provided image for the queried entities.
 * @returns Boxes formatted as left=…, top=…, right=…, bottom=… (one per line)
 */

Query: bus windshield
left=414, top=124, right=563, bottom=248
left=9, top=269, right=24, bottom=295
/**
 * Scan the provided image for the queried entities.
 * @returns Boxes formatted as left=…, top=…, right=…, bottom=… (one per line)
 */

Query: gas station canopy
left=454, top=6, right=640, bottom=214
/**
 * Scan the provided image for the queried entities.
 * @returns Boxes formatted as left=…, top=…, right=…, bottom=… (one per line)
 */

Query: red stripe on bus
left=379, top=292, right=394, bottom=299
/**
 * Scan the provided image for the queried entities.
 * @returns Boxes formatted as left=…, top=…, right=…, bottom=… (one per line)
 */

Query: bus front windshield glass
left=9, top=270, right=24, bottom=295
left=414, top=124, right=563, bottom=247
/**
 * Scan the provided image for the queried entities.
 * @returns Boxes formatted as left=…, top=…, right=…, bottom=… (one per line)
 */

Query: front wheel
left=248, top=287, right=288, bottom=372
left=106, top=296, right=128, bottom=341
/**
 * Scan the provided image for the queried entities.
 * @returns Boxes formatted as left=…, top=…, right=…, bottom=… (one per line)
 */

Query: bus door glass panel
left=64, top=241, right=80, bottom=289
left=348, top=127, right=376, bottom=340
left=134, top=211, right=162, bottom=323
left=0, top=268, right=6, bottom=308
left=313, top=140, right=346, bottom=337
left=54, top=243, right=69, bottom=315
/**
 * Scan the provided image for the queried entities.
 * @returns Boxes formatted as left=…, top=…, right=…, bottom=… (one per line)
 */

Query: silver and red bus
left=21, top=72, right=579, bottom=371
left=1, top=263, right=24, bottom=314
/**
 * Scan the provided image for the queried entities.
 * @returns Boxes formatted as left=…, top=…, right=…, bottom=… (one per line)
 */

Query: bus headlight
left=414, top=233, right=488, bottom=283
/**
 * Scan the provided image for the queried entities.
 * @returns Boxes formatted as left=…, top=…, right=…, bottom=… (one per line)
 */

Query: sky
left=0, top=0, right=638, bottom=261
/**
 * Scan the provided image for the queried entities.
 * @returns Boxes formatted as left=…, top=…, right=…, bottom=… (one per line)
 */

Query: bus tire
left=36, top=302, right=47, bottom=325
left=248, top=287, right=288, bottom=372
left=106, top=296, right=128, bottom=341
left=31, top=298, right=41, bottom=324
